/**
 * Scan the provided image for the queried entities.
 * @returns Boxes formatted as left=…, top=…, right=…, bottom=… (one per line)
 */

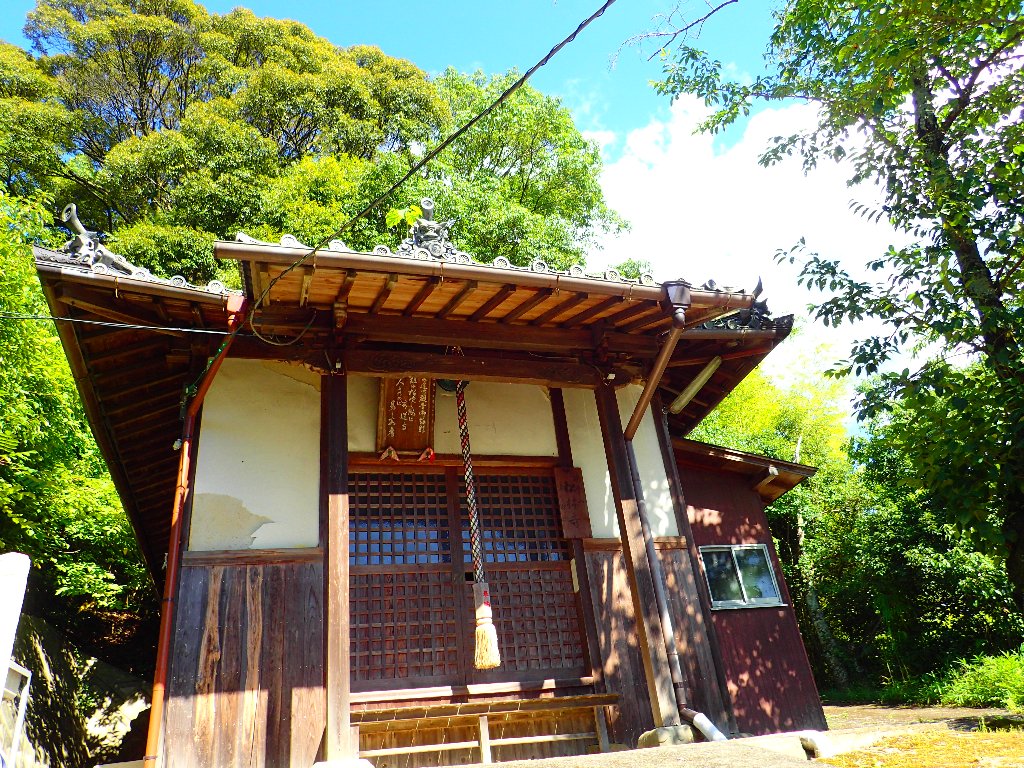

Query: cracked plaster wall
left=189, top=359, right=321, bottom=551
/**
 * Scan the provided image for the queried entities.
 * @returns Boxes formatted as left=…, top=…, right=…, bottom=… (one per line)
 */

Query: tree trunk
left=912, top=71, right=1024, bottom=609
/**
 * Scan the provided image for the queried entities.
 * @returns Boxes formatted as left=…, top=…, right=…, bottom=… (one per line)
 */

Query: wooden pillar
left=594, top=385, right=679, bottom=727
left=322, top=372, right=352, bottom=758
left=550, top=388, right=605, bottom=688
left=652, top=395, right=736, bottom=734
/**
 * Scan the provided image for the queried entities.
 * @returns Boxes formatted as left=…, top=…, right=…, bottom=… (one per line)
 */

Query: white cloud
left=589, top=95, right=912, bottom=384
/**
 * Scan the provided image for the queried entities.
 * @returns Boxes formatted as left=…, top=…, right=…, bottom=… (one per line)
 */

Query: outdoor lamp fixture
left=623, top=280, right=692, bottom=441
left=663, top=280, right=692, bottom=329
left=668, top=355, right=722, bottom=414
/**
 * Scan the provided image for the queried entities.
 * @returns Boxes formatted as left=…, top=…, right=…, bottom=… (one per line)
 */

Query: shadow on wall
left=8, top=616, right=149, bottom=768
left=712, top=608, right=824, bottom=734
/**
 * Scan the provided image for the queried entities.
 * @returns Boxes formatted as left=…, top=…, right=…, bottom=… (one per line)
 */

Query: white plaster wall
left=433, top=382, right=558, bottom=457
left=347, top=375, right=379, bottom=453
left=190, top=359, right=321, bottom=551
left=563, top=388, right=618, bottom=538
left=617, top=385, right=679, bottom=537
left=561, top=387, right=679, bottom=539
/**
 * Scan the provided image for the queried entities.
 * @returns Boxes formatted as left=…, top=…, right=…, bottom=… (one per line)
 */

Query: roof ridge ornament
left=61, top=203, right=137, bottom=277
left=52, top=203, right=235, bottom=295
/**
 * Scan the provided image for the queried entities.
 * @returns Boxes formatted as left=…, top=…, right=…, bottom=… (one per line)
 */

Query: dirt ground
left=823, top=703, right=1024, bottom=732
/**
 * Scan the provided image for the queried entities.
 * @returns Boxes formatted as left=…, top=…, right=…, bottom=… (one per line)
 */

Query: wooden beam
left=105, top=391, right=180, bottom=419
left=259, top=263, right=273, bottom=305
left=369, top=273, right=398, bottom=314
left=89, top=337, right=167, bottom=364
left=403, top=277, right=441, bottom=317
left=435, top=280, right=478, bottom=319
left=619, top=309, right=669, bottom=334
left=680, top=328, right=779, bottom=341
left=322, top=372, right=352, bottom=758
left=100, top=371, right=182, bottom=400
left=59, top=287, right=180, bottom=336
left=666, top=344, right=776, bottom=368
left=751, top=465, right=780, bottom=493
left=116, top=402, right=180, bottom=431
left=530, top=292, right=589, bottom=326
left=297, top=266, right=313, bottom=307
left=345, top=349, right=610, bottom=388
left=501, top=288, right=553, bottom=323
left=251, top=263, right=266, bottom=305
left=334, top=269, right=357, bottom=304
left=468, top=284, right=517, bottom=321
left=341, top=314, right=661, bottom=357
left=605, top=301, right=660, bottom=328
left=550, top=389, right=605, bottom=689
left=651, top=395, right=735, bottom=734
left=594, top=385, right=679, bottom=728
left=561, top=296, right=622, bottom=328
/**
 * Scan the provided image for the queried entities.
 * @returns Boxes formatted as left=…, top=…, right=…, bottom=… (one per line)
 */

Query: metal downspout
left=622, top=282, right=728, bottom=741
left=143, top=296, right=246, bottom=765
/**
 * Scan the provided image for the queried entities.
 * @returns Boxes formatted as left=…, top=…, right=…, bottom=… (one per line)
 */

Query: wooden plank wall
left=582, top=541, right=731, bottom=744
left=680, top=466, right=827, bottom=735
left=658, top=546, right=731, bottom=726
left=582, top=547, right=654, bottom=746
left=165, top=560, right=326, bottom=767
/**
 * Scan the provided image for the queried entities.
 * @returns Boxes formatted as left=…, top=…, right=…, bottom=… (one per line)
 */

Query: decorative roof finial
left=404, top=198, right=460, bottom=259
left=61, top=204, right=136, bottom=276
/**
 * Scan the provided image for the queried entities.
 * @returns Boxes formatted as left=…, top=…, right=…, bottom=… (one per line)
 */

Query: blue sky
left=0, top=0, right=777, bottom=158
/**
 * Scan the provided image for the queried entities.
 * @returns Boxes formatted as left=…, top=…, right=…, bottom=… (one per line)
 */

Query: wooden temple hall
left=34, top=202, right=826, bottom=768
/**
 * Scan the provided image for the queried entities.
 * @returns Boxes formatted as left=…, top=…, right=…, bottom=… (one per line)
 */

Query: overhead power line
left=250, top=0, right=622, bottom=319
left=0, top=311, right=239, bottom=335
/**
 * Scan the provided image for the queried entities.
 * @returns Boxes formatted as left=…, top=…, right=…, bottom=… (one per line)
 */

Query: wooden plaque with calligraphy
left=376, top=377, right=436, bottom=453
left=554, top=467, right=592, bottom=539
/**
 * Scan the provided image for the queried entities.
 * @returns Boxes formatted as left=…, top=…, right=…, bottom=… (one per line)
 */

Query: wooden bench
left=352, top=693, right=619, bottom=764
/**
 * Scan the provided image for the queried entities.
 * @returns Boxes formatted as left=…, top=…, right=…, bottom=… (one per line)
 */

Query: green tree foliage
left=4, top=0, right=621, bottom=284
left=820, top=409, right=1023, bottom=681
left=654, top=0, right=1024, bottom=607
left=0, top=192, right=149, bottom=617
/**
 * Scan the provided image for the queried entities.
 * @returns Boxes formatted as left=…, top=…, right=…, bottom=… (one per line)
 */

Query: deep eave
left=35, top=238, right=794, bottom=583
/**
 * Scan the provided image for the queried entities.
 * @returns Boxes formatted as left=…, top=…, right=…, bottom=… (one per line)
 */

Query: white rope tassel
left=457, top=376, right=501, bottom=670
left=473, top=581, right=501, bottom=670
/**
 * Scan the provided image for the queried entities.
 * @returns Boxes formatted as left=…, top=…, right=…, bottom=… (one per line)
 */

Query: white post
left=0, top=553, right=30, bottom=678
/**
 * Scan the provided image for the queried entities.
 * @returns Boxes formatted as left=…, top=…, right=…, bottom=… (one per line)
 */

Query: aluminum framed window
left=698, top=544, right=784, bottom=609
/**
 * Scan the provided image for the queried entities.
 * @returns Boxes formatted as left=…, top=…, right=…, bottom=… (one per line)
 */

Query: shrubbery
left=825, top=649, right=1024, bottom=711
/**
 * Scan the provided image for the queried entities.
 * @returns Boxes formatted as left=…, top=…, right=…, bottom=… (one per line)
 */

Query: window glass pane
left=735, top=548, right=779, bottom=601
left=702, top=550, right=744, bottom=603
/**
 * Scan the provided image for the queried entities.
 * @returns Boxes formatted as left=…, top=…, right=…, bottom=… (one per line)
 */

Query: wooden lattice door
left=348, top=466, right=587, bottom=692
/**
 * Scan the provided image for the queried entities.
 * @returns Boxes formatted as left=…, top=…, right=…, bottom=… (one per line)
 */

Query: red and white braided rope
left=456, top=379, right=486, bottom=586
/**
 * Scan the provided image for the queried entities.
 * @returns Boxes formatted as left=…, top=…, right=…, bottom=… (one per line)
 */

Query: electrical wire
left=24, top=0, right=622, bottom=406
left=246, top=0, right=621, bottom=330
left=0, top=310, right=240, bottom=335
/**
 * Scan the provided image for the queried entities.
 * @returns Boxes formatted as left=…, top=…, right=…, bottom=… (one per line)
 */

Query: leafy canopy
left=654, top=0, right=1024, bottom=606
left=4, top=0, right=622, bottom=284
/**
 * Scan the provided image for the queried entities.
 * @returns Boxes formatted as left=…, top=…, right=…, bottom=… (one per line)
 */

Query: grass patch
left=824, top=729, right=1024, bottom=768
left=825, top=648, right=1024, bottom=710
left=942, top=650, right=1024, bottom=710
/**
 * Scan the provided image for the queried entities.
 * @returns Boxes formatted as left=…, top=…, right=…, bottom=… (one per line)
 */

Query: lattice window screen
left=349, top=471, right=451, bottom=566
left=461, top=473, right=585, bottom=675
left=461, top=474, right=569, bottom=564
left=349, top=470, right=460, bottom=687
left=349, top=468, right=586, bottom=689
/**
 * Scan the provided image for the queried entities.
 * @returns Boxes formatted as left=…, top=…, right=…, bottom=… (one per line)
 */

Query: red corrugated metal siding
left=680, top=466, right=827, bottom=735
